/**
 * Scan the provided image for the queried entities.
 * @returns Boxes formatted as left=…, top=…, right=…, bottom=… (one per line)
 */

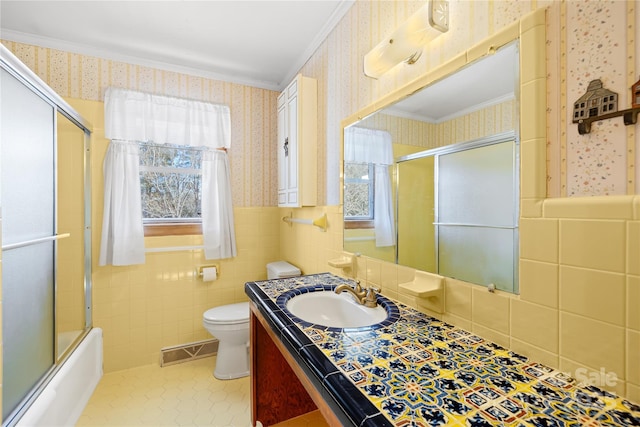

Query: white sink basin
left=285, top=291, right=388, bottom=328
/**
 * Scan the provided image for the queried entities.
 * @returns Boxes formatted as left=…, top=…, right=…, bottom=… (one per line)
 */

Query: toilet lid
left=203, top=302, right=249, bottom=325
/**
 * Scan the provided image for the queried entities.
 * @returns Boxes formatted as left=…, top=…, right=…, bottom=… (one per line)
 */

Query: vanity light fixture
left=363, top=0, right=449, bottom=79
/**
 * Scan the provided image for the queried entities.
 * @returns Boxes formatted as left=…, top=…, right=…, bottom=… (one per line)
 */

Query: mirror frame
left=340, top=9, right=547, bottom=285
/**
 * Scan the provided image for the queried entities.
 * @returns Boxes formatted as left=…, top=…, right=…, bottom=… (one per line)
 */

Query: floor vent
left=160, top=339, right=218, bottom=367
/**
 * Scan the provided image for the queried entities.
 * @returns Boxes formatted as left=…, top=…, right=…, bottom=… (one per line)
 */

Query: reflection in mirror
left=344, top=42, right=519, bottom=293
left=396, top=133, right=518, bottom=292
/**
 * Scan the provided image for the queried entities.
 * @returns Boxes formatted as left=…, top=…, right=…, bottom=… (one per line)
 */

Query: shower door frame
left=1, top=45, right=93, bottom=427
left=394, top=131, right=519, bottom=292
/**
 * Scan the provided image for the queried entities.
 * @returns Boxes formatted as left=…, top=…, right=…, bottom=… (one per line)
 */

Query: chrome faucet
left=334, top=280, right=380, bottom=308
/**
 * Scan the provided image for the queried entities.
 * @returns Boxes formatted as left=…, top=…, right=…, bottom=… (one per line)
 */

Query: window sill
left=344, top=220, right=374, bottom=230
left=144, top=223, right=202, bottom=237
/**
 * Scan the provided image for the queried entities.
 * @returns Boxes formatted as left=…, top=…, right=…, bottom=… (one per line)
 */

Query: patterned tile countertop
left=245, top=273, right=640, bottom=427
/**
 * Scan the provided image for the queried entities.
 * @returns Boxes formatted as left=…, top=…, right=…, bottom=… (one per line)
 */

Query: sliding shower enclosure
left=395, top=131, right=519, bottom=293
left=1, top=46, right=92, bottom=426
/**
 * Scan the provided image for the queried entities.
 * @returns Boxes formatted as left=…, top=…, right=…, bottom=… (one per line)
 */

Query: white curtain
left=202, top=149, right=237, bottom=259
left=344, top=127, right=396, bottom=247
left=104, top=87, right=230, bottom=148
left=100, top=87, right=235, bottom=266
left=99, top=140, right=146, bottom=266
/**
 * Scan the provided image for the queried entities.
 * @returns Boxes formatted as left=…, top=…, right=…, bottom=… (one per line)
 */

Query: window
left=139, top=142, right=203, bottom=235
left=343, top=126, right=394, bottom=242
left=101, top=87, right=234, bottom=264
left=344, top=162, right=374, bottom=223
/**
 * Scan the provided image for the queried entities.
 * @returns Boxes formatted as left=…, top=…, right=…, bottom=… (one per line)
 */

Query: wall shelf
left=576, top=106, right=640, bottom=135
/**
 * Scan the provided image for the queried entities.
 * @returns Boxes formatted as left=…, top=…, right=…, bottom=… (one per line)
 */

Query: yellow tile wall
left=559, top=266, right=625, bottom=326
left=471, top=288, right=510, bottom=335
left=92, top=206, right=281, bottom=372
left=560, top=313, right=625, bottom=382
left=559, top=219, right=626, bottom=273
left=518, top=259, right=558, bottom=308
left=630, top=275, right=640, bottom=331
left=443, top=278, right=472, bottom=321
left=511, top=299, right=558, bottom=353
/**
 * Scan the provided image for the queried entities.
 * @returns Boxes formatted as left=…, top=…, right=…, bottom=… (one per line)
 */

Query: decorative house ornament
left=572, top=79, right=618, bottom=123
left=573, top=78, right=640, bottom=134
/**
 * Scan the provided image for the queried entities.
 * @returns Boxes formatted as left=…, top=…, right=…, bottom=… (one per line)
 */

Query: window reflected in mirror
left=343, top=41, right=520, bottom=293
left=344, top=162, right=374, bottom=221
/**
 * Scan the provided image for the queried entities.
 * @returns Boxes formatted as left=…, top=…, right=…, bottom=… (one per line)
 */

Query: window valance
left=104, top=87, right=230, bottom=149
left=344, top=126, right=393, bottom=165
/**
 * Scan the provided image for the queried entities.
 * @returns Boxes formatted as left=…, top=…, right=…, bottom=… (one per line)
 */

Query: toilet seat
left=203, top=302, right=249, bottom=326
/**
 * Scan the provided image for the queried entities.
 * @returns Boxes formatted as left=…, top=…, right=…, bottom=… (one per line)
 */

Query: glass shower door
left=56, top=112, right=87, bottom=359
left=1, top=68, right=56, bottom=421
left=436, top=140, right=519, bottom=292
left=396, top=155, right=436, bottom=271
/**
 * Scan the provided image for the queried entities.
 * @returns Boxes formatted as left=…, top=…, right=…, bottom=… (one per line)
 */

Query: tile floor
left=76, top=357, right=252, bottom=426
left=77, top=356, right=328, bottom=427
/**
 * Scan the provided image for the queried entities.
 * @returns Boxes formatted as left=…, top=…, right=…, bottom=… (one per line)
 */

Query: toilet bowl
left=203, top=302, right=250, bottom=380
left=203, top=261, right=300, bottom=380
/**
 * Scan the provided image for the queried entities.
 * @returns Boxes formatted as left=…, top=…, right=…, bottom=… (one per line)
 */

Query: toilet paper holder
left=198, top=264, right=220, bottom=278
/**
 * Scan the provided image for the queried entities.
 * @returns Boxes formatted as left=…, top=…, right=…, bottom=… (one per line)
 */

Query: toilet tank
left=267, top=261, right=301, bottom=279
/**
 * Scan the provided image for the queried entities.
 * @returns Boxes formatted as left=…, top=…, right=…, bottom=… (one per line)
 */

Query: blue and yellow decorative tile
left=391, top=342, right=437, bottom=365
left=520, top=398, right=606, bottom=427
left=301, top=326, right=344, bottom=345
left=251, top=274, right=640, bottom=427
left=387, top=371, right=442, bottom=405
left=457, top=355, right=506, bottom=377
left=595, top=409, right=640, bottom=426
left=572, top=385, right=640, bottom=425
left=444, top=329, right=474, bottom=341
left=596, top=400, right=640, bottom=426
left=512, top=390, right=548, bottom=413
left=541, top=372, right=576, bottom=391
left=520, top=362, right=555, bottom=379
left=434, top=392, right=475, bottom=419
left=567, top=386, right=611, bottom=414
left=377, top=396, right=470, bottom=426
left=417, top=357, right=469, bottom=380
left=383, top=320, right=435, bottom=341
left=462, top=386, right=531, bottom=425
left=397, top=306, right=428, bottom=320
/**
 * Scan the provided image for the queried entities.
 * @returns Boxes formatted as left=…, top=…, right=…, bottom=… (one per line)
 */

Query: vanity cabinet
left=277, top=74, right=317, bottom=207
left=250, top=306, right=337, bottom=426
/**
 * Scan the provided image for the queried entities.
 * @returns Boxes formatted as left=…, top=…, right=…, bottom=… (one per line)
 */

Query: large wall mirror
left=343, top=41, right=522, bottom=293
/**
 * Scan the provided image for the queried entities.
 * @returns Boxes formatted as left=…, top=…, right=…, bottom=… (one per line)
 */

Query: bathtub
left=16, top=328, right=103, bottom=427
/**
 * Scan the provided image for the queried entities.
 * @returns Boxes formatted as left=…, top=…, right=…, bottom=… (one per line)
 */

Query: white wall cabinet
left=277, top=74, right=317, bottom=207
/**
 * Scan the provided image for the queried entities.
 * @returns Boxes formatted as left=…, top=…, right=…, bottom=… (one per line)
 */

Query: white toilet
left=266, top=260, right=301, bottom=280
left=202, top=261, right=301, bottom=379
left=203, top=302, right=250, bottom=379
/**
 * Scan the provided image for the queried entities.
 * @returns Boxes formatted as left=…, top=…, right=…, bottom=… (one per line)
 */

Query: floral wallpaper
left=566, top=0, right=630, bottom=196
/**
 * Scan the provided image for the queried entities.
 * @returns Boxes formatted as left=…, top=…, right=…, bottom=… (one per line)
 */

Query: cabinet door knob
left=284, top=137, right=289, bottom=157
